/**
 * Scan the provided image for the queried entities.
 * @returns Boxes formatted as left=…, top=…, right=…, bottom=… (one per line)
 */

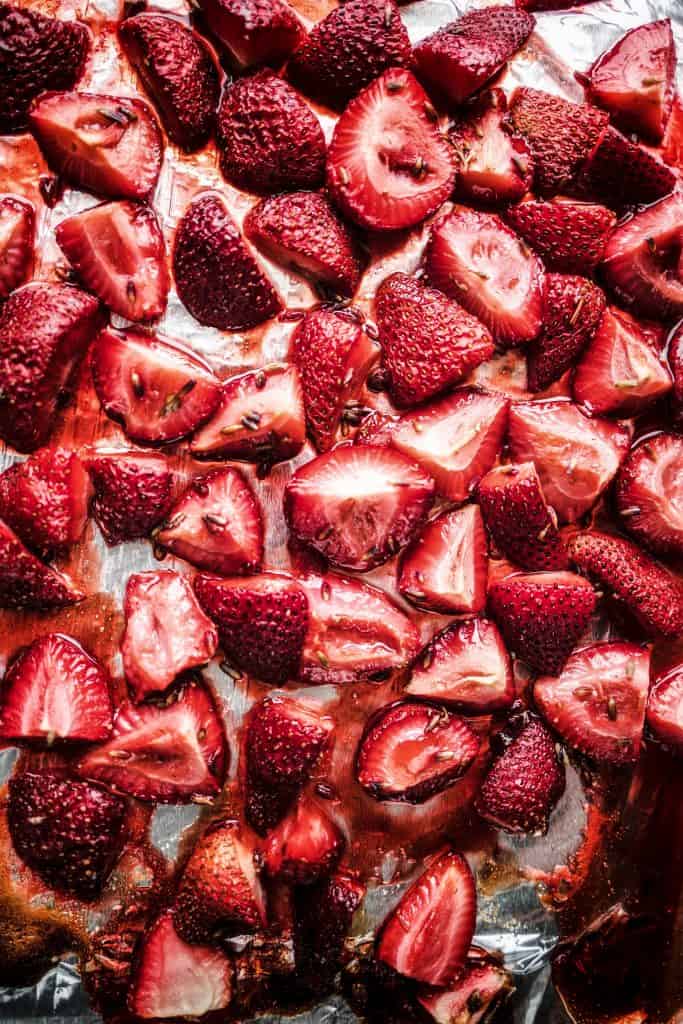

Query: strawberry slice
left=87, top=450, right=174, bottom=545
left=0, top=518, right=85, bottom=610
left=398, top=505, right=488, bottom=614
left=425, top=206, right=544, bottom=346
left=122, top=571, right=218, bottom=702
left=0, top=633, right=112, bottom=744
left=507, top=399, right=632, bottom=523
left=414, top=6, right=535, bottom=107
left=375, top=272, right=494, bottom=408
left=534, top=642, right=650, bottom=764
left=647, top=662, right=683, bottom=750
left=284, top=445, right=435, bottom=572
left=300, top=573, right=420, bottom=685
left=78, top=679, right=228, bottom=803
left=193, top=571, right=309, bottom=685
left=377, top=849, right=476, bottom=986
left=568, top=530, right=683, bottom=638
left=418, top=952, right=513, bottom=1024
left=29, top=91, right=162, bottom=200
left=91, top=328, right=221, bottom=446
left=56, top=201, right=169, bottom=323
left=355, top=701, right=480, bottom=804
left=479, top=462, right=567, bottom=571
left=616, top=433, right=683, bottom=557
left=505, top=199, right=615, bottom=276
left=156, top=468, right=263, bottom=575
left=294, top=871, right=365, bottom=988
left=489, top=570, right=597, bottom=675
left=0, top=194, right=34, bottom=299
left=262, top=796, right=344, bottom=884
left=406, top=618, right=514, bottom=713
left=197, top=0, right=304, bottom=71
left=579, top=126, right=676, bottom=208
left=526, top=274, right=606, bottom=393
left=326, top=68, right=455, bottom=232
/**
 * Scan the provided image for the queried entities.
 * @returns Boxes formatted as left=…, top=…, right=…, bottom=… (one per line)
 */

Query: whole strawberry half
left=0, top=518, right=85, bottom=610
left=417, top=952, right=513, bottom=1024
left=0, top=281, right=103, bottom=452
left=197, top=0, right=304, bottom=71
left=505, top=198, right=615, bottom=276
left=262, top=795, right=344, bottom=885
left=8, top=770, right=127, bottom=899
left=119, top=13, right=220, bottom=151
left=579, top=126, right=676, bottom=209
left=616, top=433, right=683, bottom=558
left=0, top=194, right=34, bottom=299
left=526, top=274, right=606, bottom=392
left=294, top=871, right=365, bottom=989
left=647, top=662, right=683, bottom=751
left=173, top=191, right=282, bottom=330
left=86, top=449, right=175, bottom=545
left=326, top=68, right=455, bottom=232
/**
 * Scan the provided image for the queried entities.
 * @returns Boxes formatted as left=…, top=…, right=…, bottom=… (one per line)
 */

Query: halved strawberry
left=425, top=206, right=544, bottom=346
left=507, top=399, right=632, bottom=523
left=156, top=468, right=263, bottom=575
left=534, top=642, right=650, bottom=763
left=0, top=633, right=112, bottom=744
left=398, top=504, right=488, bottom=614
left=78, top=679, right=227, bottom=803
left=326, top=68, right=455, bottom=232
left=568, top=530, right=683, bottom=638
left=262, top=796, right=344, bottom=884
left=377, top=849, right=476, bottom=986
left=0, top=194, right=34, bottom=299
left=616, top=433, right=683, bottom=557
left=479, top=462, right=567, bottom=571
left=406, top=618, right=514, bottom=713
left=300, top=573, right=420, bottom=685
left=87, top=449, right=175, bottom=545
left=284, top=445, right=435, bottom=572
left=355, top=701, right=480, bottom=804
left=122, top=571, right=218, bottom=702
left=488, top=570, right=597, bottom=675
left=56, top=201, right=169, bottom=323
left=197, top=0, right=305, bottom=70
left=579, top=126, right=676, bottom=208
left=505, top=199, right=615, bottom=276
left=29, top=91, right=162, bottom=200
left=91, top=328, right=222, bottom=446
left=526, top=274, right=606, bottom=392
left=294, top=871, right=365, bottom=987
left=193, top=571, right=309, bottom=685
left=0, top=518, right=85, bottom=610
left=375, top=272, right=494, bottom=408
left=417, top=952, right=513, bottom=1024
left=647, top=662, right=683, bottom=750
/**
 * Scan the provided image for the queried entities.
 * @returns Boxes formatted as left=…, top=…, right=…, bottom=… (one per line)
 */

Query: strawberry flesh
left=418, top=952, right=512, bottom=1024
left=87, top=450, right=175, bottom=545
left=262, top=796, right=344, bottom=884
left=0, top=194, right=34, bottom=299
left=670, top=322, right=683, bottom=428
left=579, top=126, right=676, bottom=208
left=526, top=273, right=606, bottom=392
left=616, top=433, right=683, bottom=557
left=198, top=0, right=305, bottom=71
left=0, top=518, right=85, bottom=610
left=647, top=662, right=683, bottom=751
left=505, top=198, right=615, bottom=276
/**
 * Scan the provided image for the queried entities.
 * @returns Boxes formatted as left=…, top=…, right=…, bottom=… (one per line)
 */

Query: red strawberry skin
left=616, top=433, right=683, bottom=557
left=526, top=274, right=606, bottom=392
left=505, top=199, right=615, bottom=276
left=418, top=953, right=513, bottom=1024
left=0, top=194, right=34, bottom=299
left=87, top=450, right=175, bottom=545
left=579, top=126, right=676, bottom=208
left=294, top=871, right=365, bottom=989
left=647, top=662, right=683, bottom=750
left=262, top=796, right=344, bottom=884
left=671, top=322, right=683, bottom=428
left=0, top=518, right=84, bottom=610
left=198, top=0, right=304, bottom=71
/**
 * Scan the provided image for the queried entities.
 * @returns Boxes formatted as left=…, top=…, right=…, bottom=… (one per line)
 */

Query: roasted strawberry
left=647, top=662, right=683, bottom=750
left=526, top=274, right=606, bottom=392
left=479, top=462, right=567, bottom=571
left=156, top=467, right=263, bottom=575
left=294, top=871, right=365, bottom=988
left=87, top=450, right=174, bottom=545
left=414, top=6, right=534, bottom=107
left=517, top=0, right=598, bottom=7
left=568, top=530, right=683, bottom=638
left=326, top=68, right=455, bottom=232
left=8, top=770, right=126, bottom=899
left=671, top=322, right=683, bottom=427
left=0, top=519, right=85, bottom=610
left=78, top=679, right=227, bottom=803
left=375, top=272, right=494, bottom=408
left=505, top=199, right=615, bottom=276
left=119, top=13, right=220, bottom=151
left=0, top=634, right=112, bottom=744
left=535, top=642, right=650, bottom=764
left=173, top=191, right=282, bottom=330
left=262, top=796, right=344, bottom=884
left=489, top=570, right=597, bottom=675
left=197, top=0, right=304, bottom=70
left=579, top=126, right=676, bottom=208
left=377, top=849, right=476, bottom=986
left=417, top=952, right=513, bottom=1024
left=122, top=571, right=218, bottom=702
left=0, top=282, right=102, bottom=452
left=91, top=328, right=221, bottom=445
left=29, top=91, right=162, bottom=200
left=193, top=571, right=309, bottom=685
left=406, top=618, right=514, bottom=713
left=425, top=206, right=544, bottom=346
left=0, top=194, right=34, bottom=299
left=616, top=434, right=683, bottom=557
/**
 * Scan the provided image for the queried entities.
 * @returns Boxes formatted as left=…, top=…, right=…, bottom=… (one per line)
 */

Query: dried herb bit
left=161, top=379, right=196, bottom=417
left=203, top=513, right=227, bottom=533
left=241, top=411, right=262, bottom=431
left=97, top=106, right=137, bottom=125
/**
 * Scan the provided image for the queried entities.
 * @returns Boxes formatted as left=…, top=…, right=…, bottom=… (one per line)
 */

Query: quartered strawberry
left=377, top=849, right=476, bottom=986
left=87, top=450, right=174, bottom=545
left=326, top=68, right=455, bottom=232
left=616, top=433, right=683, bottom=557
left=0, top=194, right=34, bottom=299
left=91, top=328, right=221, bottom=445
left=526, top=274, right=606, bottom=392
left=156, top=467, right=263, bottom=575
left=122, top=571, right=218, bottom=702
left=0, top=519, right=85, bottom=610
left=290, top=308, right=378, bottom=452
left=0, top=281, right=103, bottom=452
left=197, top=0, right=304, bottom=70
left=505, top=198, right=615, bottom=276
left=78, top=679, right=227, bottom=803
left=56, top=201, right=169, bottom=323
left=294, top=871, right=365, bottom=988
left=193, top=571, right=309, bottom=685
left=579, top=126, right=676, bottom=208
left=287, top=0, right=412, bottom=110
left=0, top=3, right=90, bottom=132
left=572, top=306, right=671, bottom=416
left=29, top=91, right=162, bottom=200
left=406, top=618, right=514, bottom=713
left=355, top=701, right=480, bottom=804
left=535, top=642, right=650, bottom=764
left=375, top=272, right=494, bottom=408
left=284, top=444, right=435, bottom=572
left=489, top=570, right=597, bottom=675
left=414, top=6, right=535, bottom=107
left=418, top=952, right=513, bottom=1024
left=173, top=191, right=282, bottom=330
left=425, top=206, right=544, bottom=346
left=0, top=633, right=112, bottom=744
left=0, top=447, right=89, bottom=558
left=647, top=662, right=683, bottom=750
left=244, top=192, right=364, bottom=298
left=262, top=796, right=344, bottom=884
left=398, top=505, right=488, bottom=614
left=508, top=399, right=632, bottom=523
left=8, top=770, right=126, bottom=900
left=568, top=530, right=683, bottom=638
left=119, top=13, right=220, bottom=152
